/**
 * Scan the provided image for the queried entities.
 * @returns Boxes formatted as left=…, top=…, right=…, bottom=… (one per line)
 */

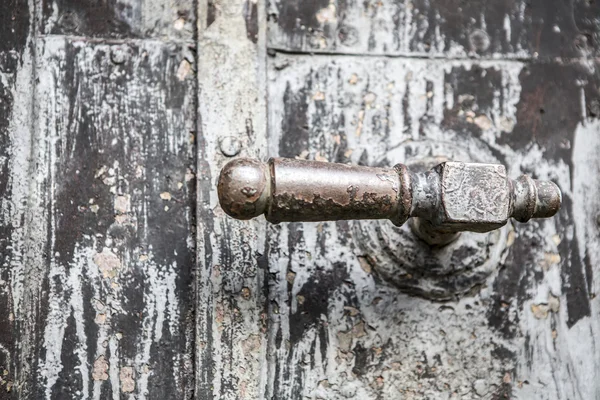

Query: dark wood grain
left=0, top=0, right=32, bottom=397
left=268, top=0, right=600, bottom=59
left=40, top=0, right=196, bottom=40
left=35, top=38, right=196, bottom=399
left=0, top=0, right=197, bottom=398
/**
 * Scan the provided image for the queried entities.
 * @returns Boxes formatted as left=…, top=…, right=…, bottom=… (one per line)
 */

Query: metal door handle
left=217, top=158, right=561, bottom=245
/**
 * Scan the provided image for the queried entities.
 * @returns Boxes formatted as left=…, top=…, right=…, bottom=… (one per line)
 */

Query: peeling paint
left=119, top=367, right=135, bottom=393
left=266, top=43, right=600, bottom=397
left=92, top=356, right=109, bottom=381
left=2, top=0, right=598, bottom=398
left=93, top=249, right=121, bottom=279
left=268, top=0, right=600, bottom=59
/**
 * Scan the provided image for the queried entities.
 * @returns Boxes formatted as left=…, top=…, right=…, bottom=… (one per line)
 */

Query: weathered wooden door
left=1, top=0, right=599, bottom=398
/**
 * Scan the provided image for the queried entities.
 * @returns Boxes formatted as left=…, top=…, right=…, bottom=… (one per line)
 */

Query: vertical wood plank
left=32, top=37, right=196, bottom=399
left=1, top=0, right=198, bottom=397
left=196, top=0, right=268, bottom=398
left=0, top=0, right=34, bottom=397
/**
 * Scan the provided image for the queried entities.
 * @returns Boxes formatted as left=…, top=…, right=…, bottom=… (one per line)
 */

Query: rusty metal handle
left=217, top=157, right=561, bottom=245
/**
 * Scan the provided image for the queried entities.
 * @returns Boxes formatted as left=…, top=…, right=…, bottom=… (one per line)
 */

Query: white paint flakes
left=177, top=59, right=192, bottom=81
left=114, top=195, right=130, bottom=214
left=95, top=166, right=107, bottom=178
left=474, top=114, right=493, bottom=130
left=174, top=17, right=186, bottom=31
left=504, top=14, right=512, bottom=44
left=498, top=115, right=515, bottom=132
left=22, top=37, right=194, bottom=399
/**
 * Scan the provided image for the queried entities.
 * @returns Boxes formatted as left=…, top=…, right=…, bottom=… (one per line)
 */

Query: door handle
left=217, top=157, right=561, bottom=245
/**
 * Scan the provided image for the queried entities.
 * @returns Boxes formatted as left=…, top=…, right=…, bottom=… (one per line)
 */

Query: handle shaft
left=217, top=158, right=412, bottom=224
left=269, top=158, right=412, bottom=223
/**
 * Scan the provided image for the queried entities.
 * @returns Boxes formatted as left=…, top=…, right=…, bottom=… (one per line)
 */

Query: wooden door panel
left=268, top=0, right=600, bottom=59
left=40, top=0, right=195, bottom=40
left=265, top=24, right=600, bottom=400
left=0, top=0, right=197, bottom=396
left=196, top=2, right=268, bottom=399
left=31, top=38, right=196, bottom=398
left=0, top=0, right=34, bottom=396
left=2, top=0, right=600, bottom=398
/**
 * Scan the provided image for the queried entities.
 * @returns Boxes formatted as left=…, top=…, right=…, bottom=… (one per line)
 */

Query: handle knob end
left=512, top=176, right=562, bottom=222
left=533, top=180, right=562, bottom=219
left=217, top=158, right=269, bottom=219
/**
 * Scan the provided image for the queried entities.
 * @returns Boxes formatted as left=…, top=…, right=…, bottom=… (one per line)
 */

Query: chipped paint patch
left=315, top=4, right=337, bottom=24
left=92, top=356, right=109, bottom=381
left=114, top=195, right=130, bottom=214
left=120, top=366, right=135, bottom=393
left=93, top=249, right=121, bottom=279
left=9, top=36, right=198, bottom=399
left=474, top=114, right=493, bottom=130
left=160, top=191, right=172, bottom=201
left=177, top=59, right=192, bottom=81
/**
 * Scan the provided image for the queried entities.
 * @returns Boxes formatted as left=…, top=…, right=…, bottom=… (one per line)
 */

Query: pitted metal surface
left=217, top=157, right=562, bottom=245
left=439, top=162, right=510, bottom=229
left=267, top=158, right=403, bottom=224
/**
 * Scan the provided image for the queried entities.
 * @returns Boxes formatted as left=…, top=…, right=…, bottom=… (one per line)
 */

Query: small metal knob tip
left=217, top=158, right=269, bottom=219
left=532, top=180, right=562, bottom=218
left=512, top=176, right=562, bottom=222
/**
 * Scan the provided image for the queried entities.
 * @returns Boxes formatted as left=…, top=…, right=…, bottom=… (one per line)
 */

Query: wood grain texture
left=0, top=0, right=197, bottom=398
left=1, top=0, right=599, bottom=398
left=34, top=38, right=196, bottom=399
left=0, top=0, right=33, bottom=396
left=40, top=0, right=196, bottom=40
left=267, top=0, right=600, bottom=59
left=196, top=0, right=268, bottom=398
